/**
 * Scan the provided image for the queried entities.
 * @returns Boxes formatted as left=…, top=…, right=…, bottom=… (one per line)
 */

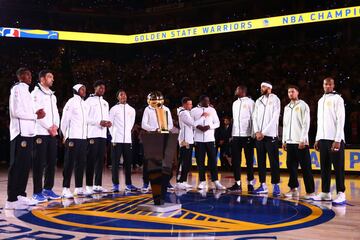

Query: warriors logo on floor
left=6, top=190, right=335, bottom=238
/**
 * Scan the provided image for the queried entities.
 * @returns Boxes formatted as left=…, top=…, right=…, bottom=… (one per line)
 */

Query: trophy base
left=137, top=203, right=182, bottom=213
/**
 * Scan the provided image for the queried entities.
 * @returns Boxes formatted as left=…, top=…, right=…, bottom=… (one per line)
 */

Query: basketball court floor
left=0, top=167, right=359, bottom=239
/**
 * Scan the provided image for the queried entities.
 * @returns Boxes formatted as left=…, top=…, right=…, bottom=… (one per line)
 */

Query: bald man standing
left=313, top=77, right=346, bottom=205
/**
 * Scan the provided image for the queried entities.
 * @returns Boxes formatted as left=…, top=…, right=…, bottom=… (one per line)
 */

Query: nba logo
left=1, top=28, right=20, bottom=37
left=263, top=19, right=269, bottom=26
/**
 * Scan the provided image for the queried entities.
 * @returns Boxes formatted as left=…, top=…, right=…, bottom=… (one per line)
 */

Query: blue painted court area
left=15, top=191, right=335, bottom=237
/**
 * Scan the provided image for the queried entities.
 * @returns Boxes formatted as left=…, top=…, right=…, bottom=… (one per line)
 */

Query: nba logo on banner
left=1, top=28, right=20, bottom=37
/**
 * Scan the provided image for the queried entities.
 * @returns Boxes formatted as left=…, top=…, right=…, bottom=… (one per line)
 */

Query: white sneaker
left=85, top=186, right=94, bottom=195
left=5, top=200, right=28, bottom=210
left=62, top=188, right=74, bottom=199
left=74, top=187, right=85, bottom=196
left=303, top=192, right=316, bottom=200
left=311, top=192, right=332, bottom=201
left=17, top=196, right=38, bottom=206
left=283, top=188, right=299, bottom=198
left=183, top=182, right=193, bottom=189
left=93, top=185, right=108, bottom=193
left=198, top=181, right=207, bottom=189
left=199, top=189, right=207, bottom=197
left=332, top=192, right=346, bottom=205
left=213, top=189, right=226, bottom=199
left=214, top=180, right=226, bottom=190
left=175, top=182, right=187, bottom=190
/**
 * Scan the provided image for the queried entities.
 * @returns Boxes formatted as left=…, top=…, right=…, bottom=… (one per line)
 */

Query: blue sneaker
left=273, top=184, right=281, bottom=197
left=125, top=184, right=139, bottom=192
left=42, top=189, right=61, bottom=200
left=112, top=184, right=120, bottom=192
left=33, top=193, right=48, bottom=203
left=253, top=184, right=268, bottom=194
left=141, top=183, right=150, bottom=193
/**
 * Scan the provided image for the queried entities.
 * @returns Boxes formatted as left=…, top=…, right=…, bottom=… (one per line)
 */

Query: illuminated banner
left=1, top=6, right=359, bottom=44
left=194, top=149, right=360, bottom=172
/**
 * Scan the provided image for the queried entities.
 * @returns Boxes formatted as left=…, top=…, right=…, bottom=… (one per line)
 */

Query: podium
left=137, top=132, right=181, bottom=212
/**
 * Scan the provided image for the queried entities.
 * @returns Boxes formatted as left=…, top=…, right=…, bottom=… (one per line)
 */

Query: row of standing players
left=5, top=68, right=346, bottom=210
left=176, top=79, right=345, bottom=206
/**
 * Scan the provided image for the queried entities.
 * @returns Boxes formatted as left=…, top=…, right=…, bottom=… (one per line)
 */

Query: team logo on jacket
left=36, top=138, right=42, bottom=144
left=68, top=141, right=74, bottom=147
left=89, top=139, right=95, bottom=144
left=16, top=192, right=334, bottom=237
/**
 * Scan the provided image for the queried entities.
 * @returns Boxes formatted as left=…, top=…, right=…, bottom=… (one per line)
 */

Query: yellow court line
left=81, top=195, right=150, bottom=211
left=102, top=201, right=133, bottom=212
left=179, top=211, right=191, bottom=219
left=32, top=210, right=258, bottom=232
left=116, top=198, right=153, bottom=214
left=32, top=195, right=325, bottom=234
left=33, top=207, right=269, bottom=232
left=145, top=211, right=154, bottom=216
left=167, top=210, right=181, bottom=218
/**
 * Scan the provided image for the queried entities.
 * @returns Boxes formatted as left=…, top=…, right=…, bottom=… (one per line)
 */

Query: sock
left=236, top=181, right=241, bottom=185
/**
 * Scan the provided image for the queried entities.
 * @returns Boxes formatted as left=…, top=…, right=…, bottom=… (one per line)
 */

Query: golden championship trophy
left=138, top=91, right=181, bottom=213
left=147, top=91, right=169, bottom=133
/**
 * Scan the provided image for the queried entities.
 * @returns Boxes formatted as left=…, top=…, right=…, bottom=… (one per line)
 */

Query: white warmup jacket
left=86, top=94, right=110, bottom=139
left=31, top=84, right=60, bottom=136
left=315, top=92, right=345, bottom=142
left=253, top=93, right=281, bottom=138
left=60, top=94, right=90, bottom=140
left=109, top=103, right=135, bottom=144
left=9, top=82, right=37, bottom=140
left=191, top=105, right=220, bottom=142
left=177, top=107, right=205, bottom=145
left=232, top=97, right=255, bottom=137
left=282, top=100, right=310, bottom=145
left=141, top=105, right=173, bottom=132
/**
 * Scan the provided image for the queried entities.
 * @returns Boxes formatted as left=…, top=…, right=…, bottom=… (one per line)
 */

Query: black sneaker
left=227, top=183, right=242, bottom=192
left=248, top=184, right=254, bottom=193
